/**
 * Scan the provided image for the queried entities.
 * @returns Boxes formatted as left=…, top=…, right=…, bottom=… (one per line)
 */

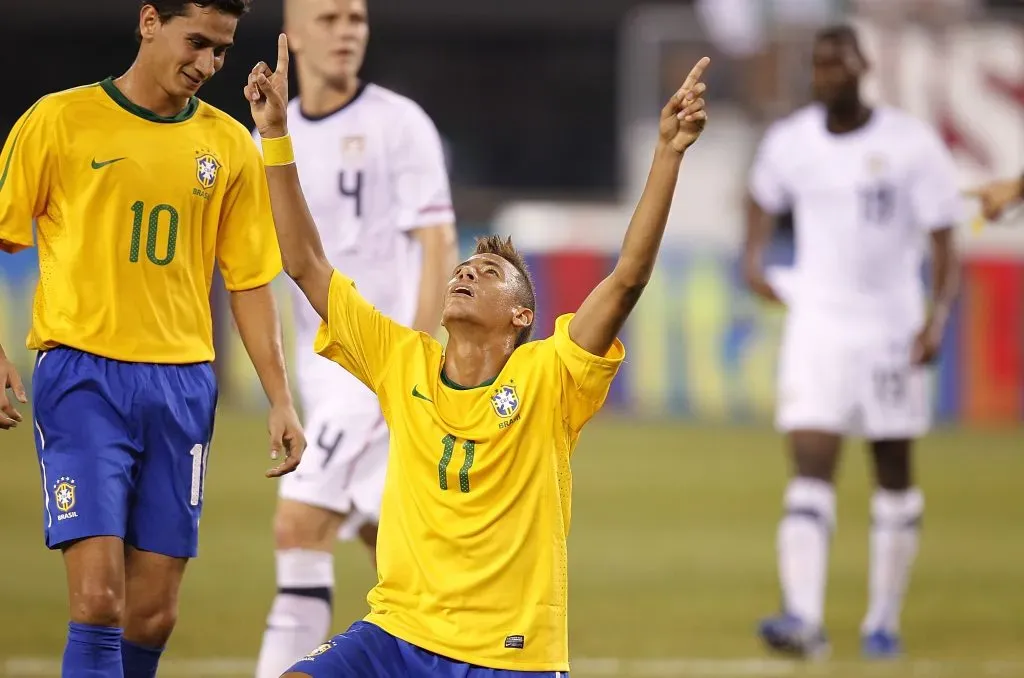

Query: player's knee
left=871, top=439, right=913, bottom=490
left=790, top=430, right=842, bottom=482
left=70, top=585, right=124, bottom=627
left=125, top=604, right=178, bottom=648
left=273, top=500, right=342, bottom=550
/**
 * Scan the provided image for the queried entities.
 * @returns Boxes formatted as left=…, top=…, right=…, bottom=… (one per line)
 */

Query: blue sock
left=63, top=622, right=123, bottom=678
left=121, top=638, right=164, bottom=678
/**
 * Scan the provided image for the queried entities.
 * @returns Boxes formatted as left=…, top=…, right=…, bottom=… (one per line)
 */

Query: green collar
left=101, top=77, right=199, bottom=123
left=440, top=368, right=496, bottom=391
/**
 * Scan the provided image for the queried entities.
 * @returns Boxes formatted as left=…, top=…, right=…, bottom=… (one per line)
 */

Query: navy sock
left=63, top=622, right=123, bottom=678
left=121, top=638, right=164, bottom=678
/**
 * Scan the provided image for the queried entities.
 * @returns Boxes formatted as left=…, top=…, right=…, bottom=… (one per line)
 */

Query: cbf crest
left=490, top=384, right=520, bottom=419
left=195, top=151, right=222, bottom=190
left=53, top=476, right=78, bottom=520
left=302, top=641, right=334, bottom=661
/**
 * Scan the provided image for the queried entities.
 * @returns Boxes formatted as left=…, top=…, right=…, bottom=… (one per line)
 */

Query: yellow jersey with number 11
left=0, top=78, right=281, bottom=364
left=314, top=270, right=626, bottom=673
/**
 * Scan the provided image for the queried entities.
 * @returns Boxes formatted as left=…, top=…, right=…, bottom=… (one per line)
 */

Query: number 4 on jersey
left=439, top=434, right=476, bottom=493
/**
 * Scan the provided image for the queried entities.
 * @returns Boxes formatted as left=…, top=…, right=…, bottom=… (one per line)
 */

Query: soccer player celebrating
left=253, top=0, right=457, bottom=675
left=0, top=2, right=306, bottom=677
left=246, top=34, right=708, bottom=678
left=744, top=26, right=961, bottom=660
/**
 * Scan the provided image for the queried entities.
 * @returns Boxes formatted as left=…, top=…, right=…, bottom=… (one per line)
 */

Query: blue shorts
left=31, top=347, right=218, bottom=558
left=287, top=621, right=568, bottom=678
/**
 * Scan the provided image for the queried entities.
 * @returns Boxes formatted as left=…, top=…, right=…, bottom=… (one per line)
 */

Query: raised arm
left=569, top=57, right=710, bottom=356
left=246, top=34, right=333, bottom=321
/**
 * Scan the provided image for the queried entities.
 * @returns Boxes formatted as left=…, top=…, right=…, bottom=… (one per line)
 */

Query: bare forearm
left=569, top=145, right=683, bottom=354
left=411, top=259, right=449, bottom=334
left=260, top=149, right=333, bottom=319
left=613, top=143, right=683, bottom=288
left=928, top=229, right=959, bottom=328
left=410, top=229, right=457, bottom=334
left=743, top=196, right=775, bottom=277
left=230, top=285, right=292, bottom=407
left=265, top=162, right=326, bottom=279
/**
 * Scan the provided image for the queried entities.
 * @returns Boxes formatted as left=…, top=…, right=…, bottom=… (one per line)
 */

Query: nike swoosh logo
left=91, top=157, right=126, bottom=169
left=411, top=385, right=432, bottom=403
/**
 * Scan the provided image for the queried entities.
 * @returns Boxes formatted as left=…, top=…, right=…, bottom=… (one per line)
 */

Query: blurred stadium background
left=3, top=0, right=1024, bottom=675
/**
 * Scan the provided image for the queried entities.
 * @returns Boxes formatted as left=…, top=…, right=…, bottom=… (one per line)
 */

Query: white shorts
left=775, top=318, right=932, bottom=440
left=279, top=404, right=389, bottom=541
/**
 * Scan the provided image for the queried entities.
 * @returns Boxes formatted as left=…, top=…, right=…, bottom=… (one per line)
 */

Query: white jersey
left=256, top=83, right=454, bottom=412
left=749, top=104, right=963, bottom=333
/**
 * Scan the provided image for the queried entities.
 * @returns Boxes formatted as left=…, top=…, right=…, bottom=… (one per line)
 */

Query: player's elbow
left=610, top=265, right=651, bottom=298
left=281, top=250, right=325, bottom=283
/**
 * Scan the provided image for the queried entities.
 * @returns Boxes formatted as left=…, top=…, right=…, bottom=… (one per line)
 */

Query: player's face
left=289, top=0, right=369, bottom=87
left=442, top=254, right=532, bottom=338
left=143, top=4, right=238, bottom=97
left=811, top=38, right=863, bottom=108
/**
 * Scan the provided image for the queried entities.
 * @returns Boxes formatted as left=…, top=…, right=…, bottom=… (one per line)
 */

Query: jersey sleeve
left=391, top=105, right=455, bottom=231
left=0, top=98, right=53, bottom=253
left=748, top=121, right=793, bottom=215
left=216, top=129, right=283, bottom=290
left=908, top=129, right=964, bottom=232
left=551, top=313, right=626, bottom=433
left=314, top=269, right=415, bottom=391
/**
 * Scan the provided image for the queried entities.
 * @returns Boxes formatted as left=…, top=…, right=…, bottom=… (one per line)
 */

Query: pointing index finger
left=681, top=56, right=711, bottom=93
left=276, top=33, right=290, bottom=75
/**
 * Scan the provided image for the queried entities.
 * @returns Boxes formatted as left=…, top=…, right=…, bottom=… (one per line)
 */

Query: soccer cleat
left=862, top=630, right=902, bottom=659
left=757, top=613, right=831, bottom=660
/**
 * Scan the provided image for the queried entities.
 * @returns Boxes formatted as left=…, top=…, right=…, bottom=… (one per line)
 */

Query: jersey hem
left=221, top=265, right=282, bottom=292
left=0, top=236, right=33, bottom=253
left=364, top=617, right=570, bottom=673
left=29, top=340, right=215, bottom=365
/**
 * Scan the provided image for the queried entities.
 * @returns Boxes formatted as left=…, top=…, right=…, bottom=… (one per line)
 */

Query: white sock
left=255, top=549, right=335, bottom=678
left=777, top=478, right=836, bottom=628
left=862, top=488, right=924, bottom=635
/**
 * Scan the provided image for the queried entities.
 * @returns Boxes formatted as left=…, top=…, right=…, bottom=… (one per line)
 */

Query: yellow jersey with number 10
left=314, top=270, right=626, bottom=672
left=0, top=78, right=281, bottom=364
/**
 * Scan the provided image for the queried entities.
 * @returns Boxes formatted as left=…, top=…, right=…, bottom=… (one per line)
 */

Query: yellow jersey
left=315, top=270, right=625, bottom=672
left=0, top=79, right=281, bottom=364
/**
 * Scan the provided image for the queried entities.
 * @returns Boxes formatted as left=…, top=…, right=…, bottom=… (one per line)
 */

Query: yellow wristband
left=262, top=134, right=295, bottom=166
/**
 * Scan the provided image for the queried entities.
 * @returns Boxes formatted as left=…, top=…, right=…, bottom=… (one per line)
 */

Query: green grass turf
left=1, top=409, right=1022, bottom=673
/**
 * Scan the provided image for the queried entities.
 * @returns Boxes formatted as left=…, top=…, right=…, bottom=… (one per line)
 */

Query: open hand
left=0, top=355, right=26, bottom=430
left=660, top=56, right=710, bottom=153
left=246, top=33, right=291, bottom=138
left=266, top=403, right=306, bottom=478
left=911, top=319, right=944, bottom=365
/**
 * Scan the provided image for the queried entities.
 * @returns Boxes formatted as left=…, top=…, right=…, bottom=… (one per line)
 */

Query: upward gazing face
left=287, top=0, right=369, bottom=88
left=140, top=3, right=239, bottom=98
left=810, top=36, right=864, bottom=111
left=441, top=253, right=532, bottom=341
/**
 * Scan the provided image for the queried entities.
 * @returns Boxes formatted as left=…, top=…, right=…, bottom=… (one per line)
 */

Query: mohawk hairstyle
left=474, top=235, right=537, bottom=347
left=136, top=0, right=251, bottom=40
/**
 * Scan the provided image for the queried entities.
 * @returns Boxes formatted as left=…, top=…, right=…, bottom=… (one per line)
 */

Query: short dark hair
left=474, top=235, right=536, bottom=347
left=815, top=24, right=865, bottom=59
left=137, top=0, right=251, bottom=40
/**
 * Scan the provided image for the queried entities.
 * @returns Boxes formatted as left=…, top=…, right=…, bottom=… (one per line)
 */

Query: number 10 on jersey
left=439, top=434, right=476, bottom=493
left=130, top=201, right=179, bottom=266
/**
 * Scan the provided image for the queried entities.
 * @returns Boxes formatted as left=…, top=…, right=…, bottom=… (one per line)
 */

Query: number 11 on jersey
left=439, top=434, right=476, bottom=493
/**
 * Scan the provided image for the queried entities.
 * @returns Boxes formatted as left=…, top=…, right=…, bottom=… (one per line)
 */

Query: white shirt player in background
left=743, top=25, right=961, bottom=661
left=254, top=0, right=457, bottom=675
